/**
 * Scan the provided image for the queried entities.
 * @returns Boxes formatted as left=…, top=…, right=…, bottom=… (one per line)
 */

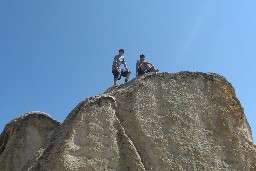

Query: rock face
left=1, top=72, right=256, bottom=171
left=0, top=112, right=60, bottom=171
left=105, top=72, right=256, bottom=170
left=22, top=95, right=145, bottom=171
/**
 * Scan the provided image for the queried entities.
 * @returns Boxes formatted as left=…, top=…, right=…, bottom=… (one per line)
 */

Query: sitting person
left=136, top=54, right=158, bottom=76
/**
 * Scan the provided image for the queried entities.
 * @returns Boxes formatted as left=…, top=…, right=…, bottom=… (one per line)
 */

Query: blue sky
left=0, top=1, right=255, bottom=141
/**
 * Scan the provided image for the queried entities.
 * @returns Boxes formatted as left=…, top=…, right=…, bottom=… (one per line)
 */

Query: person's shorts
left=137, top=67, right=147, bottom=76
left=112, top=70, right=129, bottom=80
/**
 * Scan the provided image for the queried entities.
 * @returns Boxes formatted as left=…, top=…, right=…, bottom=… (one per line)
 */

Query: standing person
left=112, top=49, right=131, bottom=86
left=136, top=54, right=158, bottom=76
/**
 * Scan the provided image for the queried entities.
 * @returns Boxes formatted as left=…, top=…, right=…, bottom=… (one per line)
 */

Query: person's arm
left=146, top=61, right=154, bottom=68
left=124, top=63, right=130, bottom=72
left=114, top=62, right=121, bottom=73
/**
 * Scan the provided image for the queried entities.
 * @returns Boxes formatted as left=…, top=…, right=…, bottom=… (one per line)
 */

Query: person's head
left=140, top=54, right=145, bottom=61
left=119, top=49, right=124, bottom=55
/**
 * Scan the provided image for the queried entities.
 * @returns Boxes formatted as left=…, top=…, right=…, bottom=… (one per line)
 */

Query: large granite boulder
left=1, top=72, right=256, bottom=171
left=0, top=112, right=60, bottom=171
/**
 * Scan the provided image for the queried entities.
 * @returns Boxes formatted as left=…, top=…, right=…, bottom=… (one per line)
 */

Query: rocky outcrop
left=22, top=95, right=145, bottom=171
left=1, top=72, right=256, bottom=171
left=0, top=112, right=60, bottom=171
left=105, top=72, right=256, bottom=170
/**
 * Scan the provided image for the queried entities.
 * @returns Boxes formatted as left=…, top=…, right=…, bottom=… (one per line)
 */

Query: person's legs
left=141, top=63, right=153, bottom=71
left=125, top=71, right=131, bottom=82
left=142, top=63, right=157, bottom=73
left=147, top=65, right=155, bottom=73
left=114, top=78, right=118, bottom=86
left=137, top=67, right=145, bottom=76
left=121, top=70, right=131, bottom=82
left=112, top=70, right=120, bottom=86
left=151, top=65, right=155, bottom=71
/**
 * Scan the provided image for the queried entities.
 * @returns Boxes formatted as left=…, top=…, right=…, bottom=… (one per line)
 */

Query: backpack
left=136, top=60, right=141, bottom=76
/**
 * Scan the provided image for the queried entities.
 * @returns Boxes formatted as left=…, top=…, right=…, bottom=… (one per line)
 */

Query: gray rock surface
left=0, top=112, right=60, bottom=171
left=1, top=72, right=256, bottom=171
left=106, top=72, right=256, bottom=170
left=22, top=95, right=145, bottom=171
